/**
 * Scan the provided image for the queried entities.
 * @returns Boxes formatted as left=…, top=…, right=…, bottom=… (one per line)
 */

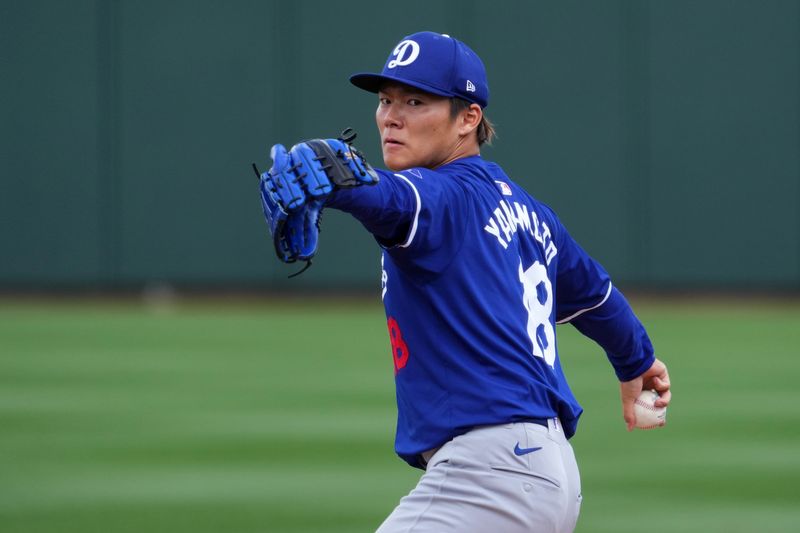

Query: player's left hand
left=254, top=130, right=379, bottom=271
left=619, top=358, right=671, bottom=431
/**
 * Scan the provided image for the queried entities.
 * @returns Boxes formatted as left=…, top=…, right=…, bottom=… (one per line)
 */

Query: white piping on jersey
left=555, top=282, right=613, bottom=324
left=394, top=173, right=421, bottom=248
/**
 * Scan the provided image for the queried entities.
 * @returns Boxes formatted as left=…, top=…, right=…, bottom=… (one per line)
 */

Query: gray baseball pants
left=376, top=419, right=582, bottom=533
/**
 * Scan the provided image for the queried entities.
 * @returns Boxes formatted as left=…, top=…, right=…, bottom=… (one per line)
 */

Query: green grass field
left=1, top=296, right=799, bottom=533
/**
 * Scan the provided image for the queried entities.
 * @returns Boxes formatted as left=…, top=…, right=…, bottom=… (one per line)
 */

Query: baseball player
left=257, top=31, right=671, bottom=533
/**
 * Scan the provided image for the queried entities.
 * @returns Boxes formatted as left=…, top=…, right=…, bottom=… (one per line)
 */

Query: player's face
left=376, top=83, right=470, bottom=171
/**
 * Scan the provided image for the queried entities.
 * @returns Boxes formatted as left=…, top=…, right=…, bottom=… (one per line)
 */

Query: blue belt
left=519, top=417, right=550, bottom=428
left=420, top=418, right=552, bottom=467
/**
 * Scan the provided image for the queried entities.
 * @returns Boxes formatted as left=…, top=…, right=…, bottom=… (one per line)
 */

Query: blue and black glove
left=254, top=129, right=379, bottom=276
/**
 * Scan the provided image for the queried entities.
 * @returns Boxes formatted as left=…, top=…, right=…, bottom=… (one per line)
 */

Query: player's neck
left=434, top=138, right=480, bottom=169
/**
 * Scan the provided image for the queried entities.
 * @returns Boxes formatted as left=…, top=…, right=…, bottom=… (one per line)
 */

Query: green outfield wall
left=2, top=0, right=798, bottom=289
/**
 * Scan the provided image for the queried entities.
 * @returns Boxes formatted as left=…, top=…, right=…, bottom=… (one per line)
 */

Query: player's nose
left=379, top=104, right=402, bottom=129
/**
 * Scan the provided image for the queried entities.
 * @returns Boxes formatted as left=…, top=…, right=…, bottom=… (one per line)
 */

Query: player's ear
left=458, top=103, right=482, bottom=137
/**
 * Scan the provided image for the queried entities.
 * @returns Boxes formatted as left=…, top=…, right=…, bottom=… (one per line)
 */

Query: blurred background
left=3, top=0, right=798, bottom=290
left=1, top=1, right=799, bottom=532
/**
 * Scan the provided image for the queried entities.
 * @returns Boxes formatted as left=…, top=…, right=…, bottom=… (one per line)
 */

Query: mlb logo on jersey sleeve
left=495, top=180, right=513, bottom=196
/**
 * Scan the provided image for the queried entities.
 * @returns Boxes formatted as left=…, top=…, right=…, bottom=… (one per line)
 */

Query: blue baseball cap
left=350, top=31, right=489, bottom=108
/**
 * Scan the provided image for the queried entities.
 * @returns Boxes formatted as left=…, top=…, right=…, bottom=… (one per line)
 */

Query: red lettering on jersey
left=387, top=317, right=409, bottom=375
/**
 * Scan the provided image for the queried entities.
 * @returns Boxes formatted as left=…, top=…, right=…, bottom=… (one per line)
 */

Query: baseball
left=634, top=389, right=667, bottom=429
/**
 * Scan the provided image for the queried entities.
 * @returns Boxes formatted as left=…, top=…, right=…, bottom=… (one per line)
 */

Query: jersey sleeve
left=546, top=207, right=655, bottom=381
left=327, top=167, right=468, bottom=276
left=325, top=168, right=417, bottom=246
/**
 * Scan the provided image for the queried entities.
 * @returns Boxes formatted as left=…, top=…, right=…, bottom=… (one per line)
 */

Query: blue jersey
left=328, top=155, right=654, bottom=468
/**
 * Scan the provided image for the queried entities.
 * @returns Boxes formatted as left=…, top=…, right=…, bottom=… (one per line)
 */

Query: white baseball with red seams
left=634, top=389, right=667, bottom=429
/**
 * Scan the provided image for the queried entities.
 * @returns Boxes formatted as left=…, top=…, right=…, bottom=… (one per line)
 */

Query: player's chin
left=382, top=152, right=409, bottom=172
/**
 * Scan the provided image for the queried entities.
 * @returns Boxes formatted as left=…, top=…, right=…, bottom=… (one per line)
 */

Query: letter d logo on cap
left=387, top=40, right=420, bottom=69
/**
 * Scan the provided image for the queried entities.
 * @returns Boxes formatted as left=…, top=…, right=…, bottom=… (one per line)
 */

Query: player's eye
left=379, top=97, right=391, bottom=105
left=408, top=99, right=422, bottom=106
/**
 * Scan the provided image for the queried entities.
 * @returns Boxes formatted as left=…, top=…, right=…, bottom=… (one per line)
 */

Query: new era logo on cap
left=350, top=31, right=490, bottom=108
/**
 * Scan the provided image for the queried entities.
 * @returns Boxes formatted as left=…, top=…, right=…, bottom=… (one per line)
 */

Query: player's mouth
left=383, top=137, right=404, bottom=146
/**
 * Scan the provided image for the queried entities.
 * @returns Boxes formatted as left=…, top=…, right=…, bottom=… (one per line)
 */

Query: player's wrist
left=615, top=353, right=656, bottom=383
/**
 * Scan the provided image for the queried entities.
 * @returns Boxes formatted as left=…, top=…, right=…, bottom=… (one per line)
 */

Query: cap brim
left=349, top=72, right=454, bottom=98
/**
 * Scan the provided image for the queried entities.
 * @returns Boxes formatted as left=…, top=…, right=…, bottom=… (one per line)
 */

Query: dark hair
left=450, top=98, right=496, bottom=146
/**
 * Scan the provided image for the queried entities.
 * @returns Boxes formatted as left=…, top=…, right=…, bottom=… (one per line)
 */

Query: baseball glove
left=254, top=129, right=378, bottom=276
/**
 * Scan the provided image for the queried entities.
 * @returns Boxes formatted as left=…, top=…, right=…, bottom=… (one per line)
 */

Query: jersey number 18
left=519, top=261, right=556, bottom=368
